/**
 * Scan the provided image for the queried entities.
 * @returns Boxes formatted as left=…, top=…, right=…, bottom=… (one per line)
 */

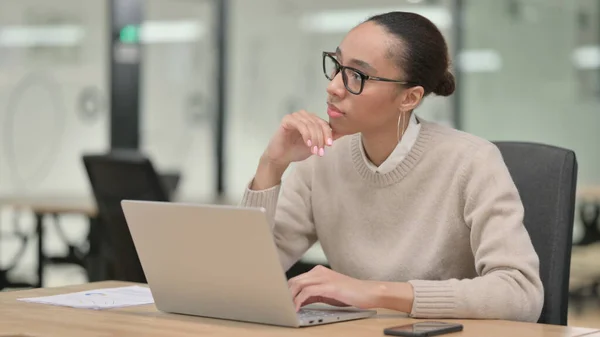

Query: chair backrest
left=83, top=150, right=171, bottom=283
left=494, top=141, right=578, bottom=325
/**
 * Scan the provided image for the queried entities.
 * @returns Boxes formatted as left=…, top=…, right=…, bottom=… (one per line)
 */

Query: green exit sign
left=119, top=25, right=140, bottom=43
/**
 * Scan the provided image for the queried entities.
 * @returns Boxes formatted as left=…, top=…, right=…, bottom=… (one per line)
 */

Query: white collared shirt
left=359, top=112, right=421, bottom=174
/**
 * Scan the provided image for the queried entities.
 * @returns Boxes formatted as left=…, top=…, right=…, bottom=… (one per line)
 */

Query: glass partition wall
left=460, top=0, right=600, bottom=242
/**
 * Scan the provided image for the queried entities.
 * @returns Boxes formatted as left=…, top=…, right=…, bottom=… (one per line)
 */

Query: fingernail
left=318, top=148, right=324, bottom=156
left=312, top=146, right=318, bottom=154
left=307, top=140, right=312, bottom=146
left=327, top=138, right=333, bottom=146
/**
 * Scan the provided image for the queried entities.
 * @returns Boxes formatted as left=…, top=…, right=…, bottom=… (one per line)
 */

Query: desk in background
left=578, top=186, right=600, bottom=201
left=1, top=281, right=598, bottom=337
left=0, top=195, right=101, bottom=289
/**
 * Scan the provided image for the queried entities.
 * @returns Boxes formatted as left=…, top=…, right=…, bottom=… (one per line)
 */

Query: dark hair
left=366, top=11, right=455, bottom=96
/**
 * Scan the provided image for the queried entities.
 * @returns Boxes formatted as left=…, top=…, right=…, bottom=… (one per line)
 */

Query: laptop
left=120, top=200, right=377, bottom=327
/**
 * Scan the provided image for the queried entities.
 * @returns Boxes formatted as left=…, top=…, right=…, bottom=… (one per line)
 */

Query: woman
left=241, top=11, right=543, bottom=322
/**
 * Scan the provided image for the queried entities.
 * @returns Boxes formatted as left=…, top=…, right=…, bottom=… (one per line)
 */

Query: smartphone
left=383, top=321, right=463, bottom=337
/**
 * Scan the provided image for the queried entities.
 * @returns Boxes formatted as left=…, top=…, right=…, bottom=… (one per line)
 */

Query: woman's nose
left=326, top=71, right=346, bottom=98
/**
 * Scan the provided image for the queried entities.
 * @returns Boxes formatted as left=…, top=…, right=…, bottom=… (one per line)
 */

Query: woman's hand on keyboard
left=287, top=265, right=381, bottom=311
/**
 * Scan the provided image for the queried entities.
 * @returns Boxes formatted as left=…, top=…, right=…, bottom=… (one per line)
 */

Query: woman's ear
left=399, top=86, right=425, bottom=112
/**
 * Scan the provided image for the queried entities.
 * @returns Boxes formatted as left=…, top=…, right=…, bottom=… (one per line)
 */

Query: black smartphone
left=383, top=321, right=463, bottom=337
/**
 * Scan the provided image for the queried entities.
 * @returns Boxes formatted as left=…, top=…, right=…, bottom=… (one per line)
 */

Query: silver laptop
left=121, top=200, right=376, bottom=327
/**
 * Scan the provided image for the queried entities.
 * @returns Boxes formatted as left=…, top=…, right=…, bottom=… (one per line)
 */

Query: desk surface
left=0, top=281, right=598, bottom=337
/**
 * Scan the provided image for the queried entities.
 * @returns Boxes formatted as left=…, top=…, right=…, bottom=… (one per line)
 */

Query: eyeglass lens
left=324, top=54, right=363, bottom=94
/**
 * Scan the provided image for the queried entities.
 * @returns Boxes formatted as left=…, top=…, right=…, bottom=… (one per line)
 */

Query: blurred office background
left=0, top=0, right=599, bottom=326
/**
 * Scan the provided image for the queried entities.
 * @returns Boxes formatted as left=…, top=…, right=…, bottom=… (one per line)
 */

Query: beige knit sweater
left=241, top=120, right=544, bottom=322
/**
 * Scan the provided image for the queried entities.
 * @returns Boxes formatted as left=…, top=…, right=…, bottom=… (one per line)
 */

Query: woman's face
left=326, top=21, right=421, bottom=138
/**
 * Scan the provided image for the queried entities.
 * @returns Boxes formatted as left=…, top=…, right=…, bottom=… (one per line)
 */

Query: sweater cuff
left=240, top=179, right=281, bottom=223
left=408, top=280, right=458, bottom=318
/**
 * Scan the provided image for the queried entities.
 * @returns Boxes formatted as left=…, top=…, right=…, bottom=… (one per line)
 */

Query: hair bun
left=433, top=71, right=456, bottom=96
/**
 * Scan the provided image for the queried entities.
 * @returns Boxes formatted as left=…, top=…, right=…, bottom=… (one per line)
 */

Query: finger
left=287, top=264, right=323, bottom=287
left=294, top=284, right=335, bottom=311
left=295, top=112, right=320, bottom=154
left=309, top=116, right=332, bottom=147
left=289, top=275, right=323, bottom=300
left=288, top=269, right=320, bottom=298
left=283, top=114, right=312, bottom=147
left=305, top=114, right=328, bottom=150
left=309, top=118, right=324, bottom=153
left=316, top=119, right=333, bottom=147
left=310, top=264, right=330, bottom=274
left=300, top=112, right=327, bottom=155
left=287, top=273, right=306, bottom=289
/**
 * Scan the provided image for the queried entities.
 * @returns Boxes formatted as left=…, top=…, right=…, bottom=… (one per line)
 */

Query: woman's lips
left=327, top=104, right=345, bottom=118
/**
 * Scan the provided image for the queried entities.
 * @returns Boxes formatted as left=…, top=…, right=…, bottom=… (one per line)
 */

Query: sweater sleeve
left=240, top=161, right=318, bottom=271
left=408, top=143, right=544, bottom=322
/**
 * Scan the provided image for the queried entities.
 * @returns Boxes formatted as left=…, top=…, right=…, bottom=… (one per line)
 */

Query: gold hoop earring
left=397, top=111, right=406, bottom=143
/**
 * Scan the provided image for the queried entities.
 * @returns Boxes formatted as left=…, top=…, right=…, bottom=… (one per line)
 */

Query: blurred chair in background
left=576, top=202, right=600, bottom=246
left=83, top=150, right=177, bottom=283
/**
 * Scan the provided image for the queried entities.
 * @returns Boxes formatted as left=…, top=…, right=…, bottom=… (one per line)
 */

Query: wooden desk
left=1, top=281, right=598, bottom=337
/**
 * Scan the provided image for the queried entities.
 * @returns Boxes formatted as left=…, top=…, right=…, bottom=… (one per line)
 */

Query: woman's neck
left=361, top=113, right=411, bottom=166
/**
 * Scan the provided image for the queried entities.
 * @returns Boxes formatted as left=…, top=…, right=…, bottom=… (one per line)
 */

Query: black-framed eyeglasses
left=322, top=52, right=415, bottom=95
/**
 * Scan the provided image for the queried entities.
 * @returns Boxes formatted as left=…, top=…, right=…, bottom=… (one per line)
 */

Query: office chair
left=83, top=150, right=173, bottom=283
left=494, top=141, right=578, bottom=325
